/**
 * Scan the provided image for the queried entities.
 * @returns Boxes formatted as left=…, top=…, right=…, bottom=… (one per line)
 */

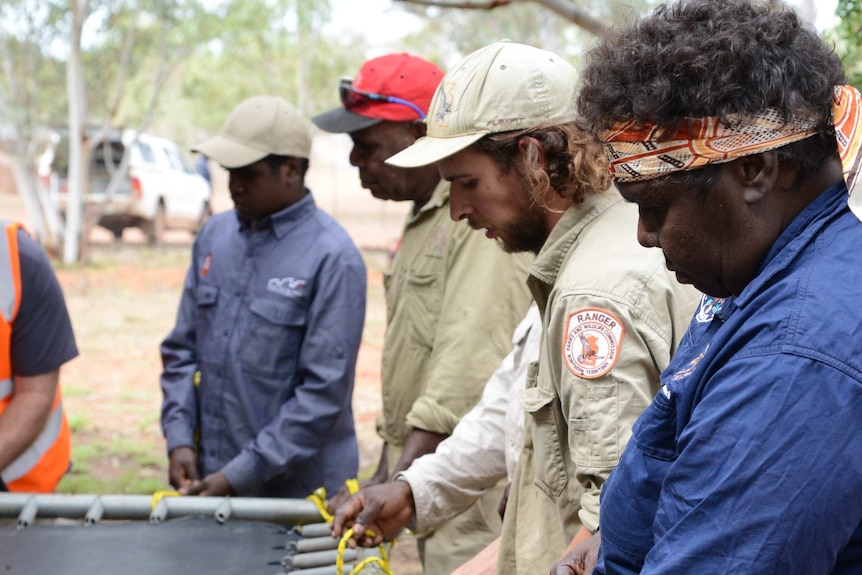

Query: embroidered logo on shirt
left=267, top=277, right=307, bottom=298
left=201, top=254, right=212, bottom=278
left=423, top=223, right=449, bottom=259
left=671, top=344, right=710, bottom=381
left=695, top=296, right=725, bottom=323
left=563, top=307, right=625, bottom=379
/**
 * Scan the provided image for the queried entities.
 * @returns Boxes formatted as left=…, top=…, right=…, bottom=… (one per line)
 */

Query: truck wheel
left=145, top=202, right=166, bottom=246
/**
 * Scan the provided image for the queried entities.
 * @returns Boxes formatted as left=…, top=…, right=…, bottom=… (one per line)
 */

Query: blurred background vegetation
left=2, top=0, right=852, bottom=153
left=0, top=0, right=856, bottom=262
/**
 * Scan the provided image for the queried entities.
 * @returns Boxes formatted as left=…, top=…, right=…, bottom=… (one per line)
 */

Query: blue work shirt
left=596, top=181, right=862, bottom=574
left=160, top=191, right=366, bottom=497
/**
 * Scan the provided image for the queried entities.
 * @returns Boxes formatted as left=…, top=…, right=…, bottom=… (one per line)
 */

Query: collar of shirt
left=407, top=180, right=450, bottom=225
left=735, top=179, right=848, bottom=310
left=236, top=189, right=317, bottom=238
left=528, top=187, right=623, bottom=305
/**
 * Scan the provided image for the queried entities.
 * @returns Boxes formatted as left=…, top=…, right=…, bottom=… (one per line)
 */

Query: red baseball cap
left=312, top=53, right=444, bottom=134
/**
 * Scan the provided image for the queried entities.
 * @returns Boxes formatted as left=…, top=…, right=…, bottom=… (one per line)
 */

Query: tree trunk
left=63, top=0, right=90, bottom=265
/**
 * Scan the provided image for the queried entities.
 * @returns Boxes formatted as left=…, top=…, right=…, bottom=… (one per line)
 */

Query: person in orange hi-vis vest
left=0, top=220, right=77, bottom=492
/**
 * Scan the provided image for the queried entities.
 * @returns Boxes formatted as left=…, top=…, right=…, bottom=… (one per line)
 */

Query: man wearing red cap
left=313, top=54, right=533, bottom=575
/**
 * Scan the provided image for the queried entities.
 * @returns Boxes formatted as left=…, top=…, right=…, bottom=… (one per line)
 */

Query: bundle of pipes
left=0, top=494, right=389, bottom=574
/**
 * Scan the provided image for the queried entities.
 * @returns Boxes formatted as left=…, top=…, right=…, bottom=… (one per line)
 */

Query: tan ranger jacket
left=498, top=189, right=700, bottom=575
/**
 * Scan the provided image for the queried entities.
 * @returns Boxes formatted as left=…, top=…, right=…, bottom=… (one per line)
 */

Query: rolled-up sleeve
left=405, top=225, right=532, bottom=435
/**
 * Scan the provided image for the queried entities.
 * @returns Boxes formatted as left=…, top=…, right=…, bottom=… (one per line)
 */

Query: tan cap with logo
left=193, top=95, right=312, bottom=169
left=386, top=41, right=577, bottom=168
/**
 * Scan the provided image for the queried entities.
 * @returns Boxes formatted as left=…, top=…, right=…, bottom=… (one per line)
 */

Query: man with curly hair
left=571, top=0, right=862, bottom=573
left=331, top=41, right=698, bottom=575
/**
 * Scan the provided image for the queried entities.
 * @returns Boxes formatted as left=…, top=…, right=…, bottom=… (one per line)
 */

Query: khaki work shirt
left=498, top=189, right=700, bottom=574
left=377, top=181, right=533, bottom=460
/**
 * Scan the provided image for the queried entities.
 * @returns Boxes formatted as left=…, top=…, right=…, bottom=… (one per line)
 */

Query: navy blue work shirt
left=596, top=181, right=862, bottom=574
left=160, top=191, right=366, bottom=497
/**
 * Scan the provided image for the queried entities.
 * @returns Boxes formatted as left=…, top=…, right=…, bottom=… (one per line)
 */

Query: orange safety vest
left=0, top=221, right=71, bottom=492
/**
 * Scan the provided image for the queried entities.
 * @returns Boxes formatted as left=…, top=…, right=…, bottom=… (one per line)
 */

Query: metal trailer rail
left=0, top=493, right=322, bottom=527
left=0, top=495, right=391, bottom=574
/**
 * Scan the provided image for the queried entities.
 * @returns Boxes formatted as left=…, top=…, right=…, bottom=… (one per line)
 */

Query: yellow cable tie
left=150, top=490, right=180, bottom=510
left=345, top=478, right=360, bottom=495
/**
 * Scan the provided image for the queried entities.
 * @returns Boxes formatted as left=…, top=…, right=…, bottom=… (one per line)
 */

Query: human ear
left=517, top=136, right=546, bottom=168
left=282, top=158, right=302, bottom=182
left=734, top=151, right=779, bottom=204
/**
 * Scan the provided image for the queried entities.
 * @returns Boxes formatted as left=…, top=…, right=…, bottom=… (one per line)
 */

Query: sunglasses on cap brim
left=338, top=78, right=427, bottom=120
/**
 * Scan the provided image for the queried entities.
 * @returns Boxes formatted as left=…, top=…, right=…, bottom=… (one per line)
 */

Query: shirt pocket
left=631, top=389, right=678, bottom=462
left=240, top=297, right=307, bottom=378
left=569, top=384, right=620, bottom=469
left=195, top=285, right=219, bottom=361
left=520, top=362, right=568, bottom=498
left=405, top=272, right=442, bottom=351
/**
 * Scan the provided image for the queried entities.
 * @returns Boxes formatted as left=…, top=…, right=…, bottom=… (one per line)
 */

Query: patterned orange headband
left=601, top=85, right=862, bottom=220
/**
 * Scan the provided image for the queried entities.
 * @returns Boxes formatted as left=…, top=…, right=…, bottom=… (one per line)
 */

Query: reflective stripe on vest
left=0, top=220, right=17, bottom=404
left=0, top=220, right=16, bottom=323
left=0, top=402, right=65, bottom=483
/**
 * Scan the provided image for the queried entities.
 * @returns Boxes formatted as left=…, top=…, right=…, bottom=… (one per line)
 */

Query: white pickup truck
left=41, top=129, right=212, bottom=244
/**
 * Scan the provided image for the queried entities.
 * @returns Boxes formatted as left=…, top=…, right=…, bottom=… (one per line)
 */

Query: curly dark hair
left=576, top=0, right=845, bottom=180
left=476, top=122, right=610, bottom=208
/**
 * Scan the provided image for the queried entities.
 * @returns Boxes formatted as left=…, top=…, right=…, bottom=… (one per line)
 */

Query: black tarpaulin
left=0, top=515, right=289, bottom=574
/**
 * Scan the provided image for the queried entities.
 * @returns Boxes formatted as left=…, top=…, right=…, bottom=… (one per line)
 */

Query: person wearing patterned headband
left=571, top=1, right=862, bottom=574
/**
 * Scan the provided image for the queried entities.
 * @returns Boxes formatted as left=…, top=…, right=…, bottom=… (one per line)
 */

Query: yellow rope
left=306, top=486, right=334, bottom=524
left=336, top=527, right=395, bottom=575
left=305, top=479, right=362, bottom=524
left=307, top=480, right=396, bottom=574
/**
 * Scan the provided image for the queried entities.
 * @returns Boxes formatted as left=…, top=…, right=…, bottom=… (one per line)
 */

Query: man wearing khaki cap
left=330, top=41, right=699, bottom=574
left=313, top=54, right=533, bottom=574
left=160, top=95, right=367, bottom=498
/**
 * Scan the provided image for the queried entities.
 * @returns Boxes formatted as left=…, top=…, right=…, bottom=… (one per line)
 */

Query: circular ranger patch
left=562, top=307, right=625, bottom=379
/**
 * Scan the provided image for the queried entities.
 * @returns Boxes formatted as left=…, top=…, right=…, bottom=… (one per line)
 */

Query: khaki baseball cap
left=192, top=95, right=312, bottom=169
left=386, top=41, right=577, bottom=168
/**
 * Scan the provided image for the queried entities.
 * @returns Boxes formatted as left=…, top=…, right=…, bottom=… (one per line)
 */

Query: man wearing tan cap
left=329, top=42, right=699, bottom=574
left=313, top=54, right=533, bottom=574
left=160, top=95, right=367, bottom=499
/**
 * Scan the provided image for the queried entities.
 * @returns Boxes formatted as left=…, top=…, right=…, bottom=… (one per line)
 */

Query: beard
left=495, top=201, right=548, bottom=254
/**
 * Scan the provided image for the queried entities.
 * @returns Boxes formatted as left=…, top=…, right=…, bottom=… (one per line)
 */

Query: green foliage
left=159, top=0, right=370, bottom=145
left=0, top=0, right=68, bottom=153
left=0, top=0, right=667, bottom=160
left=833, top=0, right=862, bottom=88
